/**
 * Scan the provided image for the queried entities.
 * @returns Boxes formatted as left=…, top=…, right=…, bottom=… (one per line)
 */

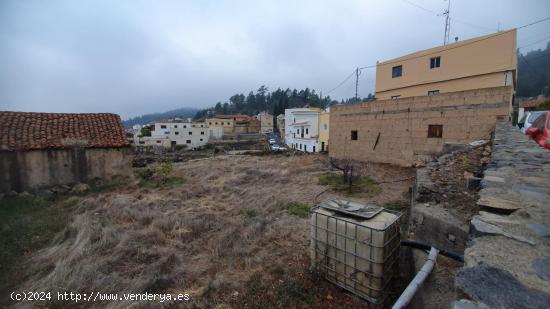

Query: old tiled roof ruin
left=0, top=111, right=129, bottom=151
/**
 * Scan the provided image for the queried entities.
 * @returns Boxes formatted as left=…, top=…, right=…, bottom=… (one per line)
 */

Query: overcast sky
left=1, top=0, right=549, bottom=119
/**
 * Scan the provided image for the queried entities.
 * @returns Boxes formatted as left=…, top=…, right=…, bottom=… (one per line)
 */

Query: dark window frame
left=428, top=125, right=443, bottom=138
left=392, top=65, right=402, bottom=78
left=430, top=56, right=441, bottom=69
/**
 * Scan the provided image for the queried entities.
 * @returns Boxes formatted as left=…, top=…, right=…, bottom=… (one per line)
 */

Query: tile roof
left=0, top=111, right=130, bottom=151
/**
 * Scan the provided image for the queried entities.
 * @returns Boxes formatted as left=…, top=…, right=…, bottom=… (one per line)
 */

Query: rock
left=71, top=183, right=90, bottom=193
left=471, top=216, right=535, bottom=245
left=456, top=266, right=550, bottom=309
left=18, top=191, right=33, bottom=198
left=527, top=224, right=550, bottom=238
left=453, top=299, right=483, bottom=309
left=463, top=171, right=474, bottom=179
left=448, top=233, right=456, bottom=242
left=480, top=157, right=490, bottom=164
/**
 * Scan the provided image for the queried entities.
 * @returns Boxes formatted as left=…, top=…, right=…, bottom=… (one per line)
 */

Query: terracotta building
left=375, top=29, right=517, bottom=100
left=0, top=112, right=132, bottom=192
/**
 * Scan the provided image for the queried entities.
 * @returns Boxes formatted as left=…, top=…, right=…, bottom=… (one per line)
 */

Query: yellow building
left=375, top=29, right=517, bottom=100
left=318, top=109, right=330, bottom=152
left=206, top=115, right=250, bottom=134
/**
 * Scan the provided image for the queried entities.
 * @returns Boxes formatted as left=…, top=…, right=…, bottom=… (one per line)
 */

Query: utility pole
left=442, top=0, right=451, bottom=45
left=355, top=67, right=360, bottom=101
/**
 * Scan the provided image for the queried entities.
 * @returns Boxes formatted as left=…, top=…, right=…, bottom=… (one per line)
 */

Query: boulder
left=71, top=183, right=91, bottom=194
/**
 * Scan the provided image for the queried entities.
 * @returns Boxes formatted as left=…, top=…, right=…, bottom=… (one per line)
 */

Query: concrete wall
left=0, top=147, right=132, bottom=192
left=329, top=86, right=512, bottom=166
left=375, top=30, right=516, bottom=100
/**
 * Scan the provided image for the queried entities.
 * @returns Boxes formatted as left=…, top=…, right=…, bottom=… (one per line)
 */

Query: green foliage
left=286, top=202, right=310, bottom=218
left=159, top=161, right=173, bottom=182
left=123, top=107, right=198, bottom=127
left=463, top=157, right=471, bottom=167
left=140, top=126, right=152, bottom=137
left=194, top=86, right=338, bottom=120
left=319, top=173, right=381, bottom=197
left=174, top=144, right=187, bottom=151
left=383, top=200, right=409, bottom=211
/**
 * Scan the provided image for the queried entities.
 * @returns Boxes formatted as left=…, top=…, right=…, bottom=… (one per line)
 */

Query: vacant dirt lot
left=4, top=153, right=414, bottom=308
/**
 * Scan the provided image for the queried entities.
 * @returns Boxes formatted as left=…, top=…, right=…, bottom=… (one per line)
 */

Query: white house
left=131, top=119, right=220, bottom=149
left=284, top=108, right=323, bottom=153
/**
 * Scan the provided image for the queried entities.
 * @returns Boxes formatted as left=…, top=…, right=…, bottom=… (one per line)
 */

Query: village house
left=329, top=30, right=517, bottom=166
left=284, top=107, right=330, bottom=152
left=206, top=114, right=250, bottom=134
left=132, top=119, right=222, bottom=149
left=0, top=112, right=132, bottom=193
left=276, top=114, right=285, bottom=142
left=375, top=29, right=516, bottom=100
left=257, top=111, right=273, bottom=133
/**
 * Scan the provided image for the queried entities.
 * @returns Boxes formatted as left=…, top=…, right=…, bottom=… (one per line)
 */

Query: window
left=201, top=131, right=205, bottom=135
left=392, top=65, right=402, bottom=78
left=160, top=125, right=167, bottom=129
left=299, top=144, right=302, bottom=150
left=139, top=141, right=145, bottom=144
left=391, top=95, right=401, bottom=100
left=200, top=138, right=203, bottom=141
left=175, top=132, right=179, bottom=135
left=428, top=90, right=440, bottom=96
left=313, top=146, right=316, bottom=152
left=430, top=56, right=441, bottom=69
left=306, top=128, right=309, bottom=135
left=156, top=140, right=161, bottom=144
left=323, top=123, right=328, bottom=130
left=428, top=125, right=443, bottom=138
left=189, top=131, right=192, bottom=135
left=174, top=125, right=178, bottom=128
left=186, top=140, right=191, bottom=144
left=183, top=125, right=187, bottom=128
left=351, top=130, right=358, bottom=140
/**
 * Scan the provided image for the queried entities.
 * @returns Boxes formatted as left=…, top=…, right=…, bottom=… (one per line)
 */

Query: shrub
left=159, top=161, right=173, bottom=183
left=286, top=202, right=310, bottom=218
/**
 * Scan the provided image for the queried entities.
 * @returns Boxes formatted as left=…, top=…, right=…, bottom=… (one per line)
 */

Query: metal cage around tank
left=310, top=199, right=402, bottom=305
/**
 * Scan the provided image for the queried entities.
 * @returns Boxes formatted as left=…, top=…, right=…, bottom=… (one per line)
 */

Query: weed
left=139, top=176, right=186, bottom=189
left=319, top=173, right=381, bottom=197
left=241, top=208, right=257, bottom=218
left=463, top=157, right=470, bottom=167
left=287, top=202, right=310, bottom=218
left=383, top=200, right=409, bottom=211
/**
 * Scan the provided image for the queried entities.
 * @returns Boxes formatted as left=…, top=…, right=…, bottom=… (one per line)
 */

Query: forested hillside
left=518, top=42, right=550, bottom=97
left=123, top=107, right=198, bottom=127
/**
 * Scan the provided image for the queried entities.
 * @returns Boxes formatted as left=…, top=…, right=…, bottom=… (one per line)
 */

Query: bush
left=319, top=173, right=381, bottom=197
left=286, top=202, right=310, bottom=218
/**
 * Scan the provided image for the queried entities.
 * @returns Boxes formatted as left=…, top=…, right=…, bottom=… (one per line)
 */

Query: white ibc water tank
left=310, top=199, right=401, bottom=304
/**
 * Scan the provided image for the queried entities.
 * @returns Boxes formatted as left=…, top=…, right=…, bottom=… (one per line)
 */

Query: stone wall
left=0, top=147, right=132, bottom=193
left=329, top=86, right=512, bottom=166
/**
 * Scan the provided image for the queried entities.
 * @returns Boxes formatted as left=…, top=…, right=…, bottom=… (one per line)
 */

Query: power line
left=325, top=70, right=356, bottom=95
left=518, top=35, right=550, bottom=49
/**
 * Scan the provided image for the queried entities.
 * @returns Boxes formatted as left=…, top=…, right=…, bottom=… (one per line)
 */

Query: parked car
left=526, top=112, right=550, bottom=150
left=268, top=138, right=276, bottom=144
left=271, top=144, right=280, bottom=151
left=519, top=111, right=548, bottom=133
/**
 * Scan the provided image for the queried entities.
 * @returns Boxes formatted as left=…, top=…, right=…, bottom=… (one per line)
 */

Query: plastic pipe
left=401, top=239, right=464, bottom=262
left=392, top=247, right=439, bottom=309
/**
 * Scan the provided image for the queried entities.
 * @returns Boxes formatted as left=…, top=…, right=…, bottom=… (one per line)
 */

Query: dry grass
left=9, top=154, right=414, bottom=308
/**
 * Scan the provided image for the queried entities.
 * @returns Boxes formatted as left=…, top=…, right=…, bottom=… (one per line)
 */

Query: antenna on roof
left=441, top=0, right=451, bottom=45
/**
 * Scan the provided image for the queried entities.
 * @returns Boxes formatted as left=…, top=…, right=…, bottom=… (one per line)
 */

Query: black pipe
left=401, top=240, right=464, bottom=263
